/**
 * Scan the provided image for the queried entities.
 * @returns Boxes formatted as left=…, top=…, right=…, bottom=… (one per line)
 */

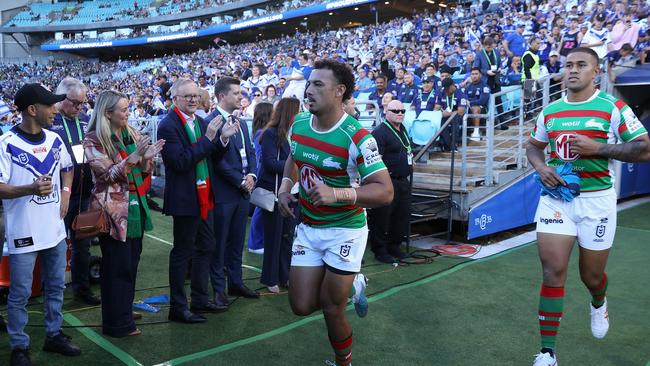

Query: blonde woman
left=83, top=90, right=165, bottom=338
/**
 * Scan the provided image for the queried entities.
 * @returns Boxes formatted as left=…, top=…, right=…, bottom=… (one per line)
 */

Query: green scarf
left=113, top=129, right=153, bottom=238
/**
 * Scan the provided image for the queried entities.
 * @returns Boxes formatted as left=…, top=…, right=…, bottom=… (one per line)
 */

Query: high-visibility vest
left=521, top=50, right=540, bottom=81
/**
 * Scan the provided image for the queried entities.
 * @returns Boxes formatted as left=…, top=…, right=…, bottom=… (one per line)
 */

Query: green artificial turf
left=1, top=203, right=649, bottom=365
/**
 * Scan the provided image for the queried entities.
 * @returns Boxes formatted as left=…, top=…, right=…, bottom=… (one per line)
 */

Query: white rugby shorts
left=290, top=223, right=368, bottom=273
left=535, top=188, right=617, bottom=251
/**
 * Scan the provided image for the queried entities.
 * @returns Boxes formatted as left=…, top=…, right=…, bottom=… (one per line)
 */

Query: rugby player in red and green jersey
left=277, top=59, right=394, bottom=366
left=527, top=47, right=650, bottom=366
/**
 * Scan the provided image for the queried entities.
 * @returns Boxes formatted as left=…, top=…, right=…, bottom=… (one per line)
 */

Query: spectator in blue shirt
left=504, top=23, right=528, bottom=58
left=355, top=68, right=374, bottom=93
left=412, top=76, right=437, bottom=116
left=465, top=67, right=491, bottom=141
left=397, top=72, right=418, bottom=103
left=434, top=77, right=467, bottom=151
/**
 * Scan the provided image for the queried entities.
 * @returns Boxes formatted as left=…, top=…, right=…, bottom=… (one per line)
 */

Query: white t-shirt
left=0, top=127, right=73, bottom=254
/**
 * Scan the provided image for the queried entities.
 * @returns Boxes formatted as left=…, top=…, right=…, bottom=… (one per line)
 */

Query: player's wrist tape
left=62, top=186, right=71, bottom=192
left=333, top=188, right=357, bottom=204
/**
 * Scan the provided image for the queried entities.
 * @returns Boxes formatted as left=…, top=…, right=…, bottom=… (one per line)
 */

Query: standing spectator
left=261, top=66, right=279, bottom=91
left=49, top=77, right=100, bottom=306
left=474, top=37, right=508, bottom=130
left=248, top=102, right=274, bottom=255
left=84, top=90, right=164, bottom=337
left=581, top=13, right=610, bottom=60
left=208, top=77, right=260, bottom=306
left=258, top=98, right=300, bottom=293
left=544, top=51, right=564, bottom=101
left=609, top=12, right=641, bottom=51
left=2, top=84, right=81, bottom=366
left=367, top=99, right=412, bottom=263
left=504, top=23, right=528, bottom=58
left=155, top=74, right=171, bottom=101
left=559, top=18, right=582, bottom=60
left=157, top=79, right=238, bottom=323
left=282, top=53, right=312, bottom=101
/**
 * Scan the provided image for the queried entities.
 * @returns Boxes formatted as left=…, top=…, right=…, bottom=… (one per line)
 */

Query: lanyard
left=418, top=90, right=435, bottom=104
left=383, top=120, right=411, bottom=152
left=483, top=49, right=496, bottom=67
left=61, top=115, right=83, bottom=144
left=446, top=94, right=455, bottom=110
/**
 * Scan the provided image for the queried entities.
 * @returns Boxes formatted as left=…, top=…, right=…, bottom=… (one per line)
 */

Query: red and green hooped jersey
left=289, top=112, right=387, bottom=229
left=532, top=90, right=648, bottom=193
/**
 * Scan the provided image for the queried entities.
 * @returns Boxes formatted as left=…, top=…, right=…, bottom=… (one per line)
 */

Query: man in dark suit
left=206, top=77, right=260, bottom=306
left=158, top=78, right=240, bottom=323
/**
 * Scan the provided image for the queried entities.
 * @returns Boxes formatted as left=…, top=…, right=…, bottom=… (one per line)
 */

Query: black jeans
left=64, top=197, right=92, bottom=293
left=368, top=177, right=412, bottom=256
left=99, top=234, right=142, bottom=337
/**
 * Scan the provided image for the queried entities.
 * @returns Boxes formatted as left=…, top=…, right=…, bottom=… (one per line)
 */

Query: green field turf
left=1, top=203, right=649, bottom=366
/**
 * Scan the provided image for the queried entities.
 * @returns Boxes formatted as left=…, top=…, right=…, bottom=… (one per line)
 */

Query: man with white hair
left=49, top=77, right=100, bottom=306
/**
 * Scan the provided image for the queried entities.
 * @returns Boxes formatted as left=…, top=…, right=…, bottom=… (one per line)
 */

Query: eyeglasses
left=254, top=94, right=262, bottom=97
left=179, top=94, right=200, bottom=101
left=388, top=109, right=406, bottom=114
left=67, top=97, right=87, bottom=108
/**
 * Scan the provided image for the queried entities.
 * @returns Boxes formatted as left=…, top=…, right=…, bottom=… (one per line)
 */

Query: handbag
left=71, top=149, right=110, bottom=239
left=249, top=150, right=280, bottom=212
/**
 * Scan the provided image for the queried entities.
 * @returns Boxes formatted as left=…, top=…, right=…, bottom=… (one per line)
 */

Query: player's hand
left=206, top=115, right=224, bottom=141
left=306, top=176, right=336, bottom=206
left=32, top=175, right=53, bottom=197
left=568, top=134, right=601, bottom=157
left=278, top=192, right=297, bottom=218
left=537, top=165, right=566, bottom=188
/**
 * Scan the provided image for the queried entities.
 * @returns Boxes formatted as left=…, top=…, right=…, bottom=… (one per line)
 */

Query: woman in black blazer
left=258, top=98, right=300, bottom=293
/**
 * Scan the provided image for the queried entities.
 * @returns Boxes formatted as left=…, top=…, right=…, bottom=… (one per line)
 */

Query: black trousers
left=64, top=196, right=92, bottom=293
left=367, top=177, right=412, bottom=256
left=99, top=234, right=142, bottom=337
left=169, top=214, right=215, bottom=313
left=260, top=206, right=295, bottom=287
left=439, top=114, right=462, bottom=151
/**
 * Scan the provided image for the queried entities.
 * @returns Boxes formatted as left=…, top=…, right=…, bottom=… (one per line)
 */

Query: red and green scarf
left=113, top=129, right=153, bottom=238
left=173, top=106, right=214, bottom=220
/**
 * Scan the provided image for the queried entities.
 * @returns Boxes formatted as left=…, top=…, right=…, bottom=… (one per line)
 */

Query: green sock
left=538, top=285, right=564, bottom=350
left=590, top=272, right=608, bottom=308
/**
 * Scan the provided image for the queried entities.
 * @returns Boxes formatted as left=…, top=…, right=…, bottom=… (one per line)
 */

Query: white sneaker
left=352, top=273, right=368, bottom=318
left=469, top=129, right=481, bottom=142
left=533, top=351, right=558, bottom=366
left=248, top=248, right=264, bottom=254
left=590, top=297, right=609, bottom=339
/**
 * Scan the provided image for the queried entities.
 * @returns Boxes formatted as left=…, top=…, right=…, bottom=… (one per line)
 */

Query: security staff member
left=434, top=78, right=467, bottom=151
left=522, top=36, right=542, bottom=117
left=367, top=100, right=413, bottom=263
left=465, top=67, right=491, bottom=141
left=49, top=77, right=100, bottom=306
left=412, top=76, right=437, bottom=116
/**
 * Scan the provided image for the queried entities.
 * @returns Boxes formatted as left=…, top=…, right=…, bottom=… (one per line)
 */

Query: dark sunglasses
left=254, top=93, right=262, bottom=97
left=388, top=109, right=406, bottom=114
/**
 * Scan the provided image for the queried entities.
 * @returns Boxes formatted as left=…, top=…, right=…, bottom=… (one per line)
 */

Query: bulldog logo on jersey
left=300, top=165, right=323, bottom=191
left=555, top=133, right=580, bottom=161
left=52, top=147, right=60, bottom=161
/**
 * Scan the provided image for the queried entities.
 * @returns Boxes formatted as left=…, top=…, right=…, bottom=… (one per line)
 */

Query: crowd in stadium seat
left=1, top=0, right=649, bottom=133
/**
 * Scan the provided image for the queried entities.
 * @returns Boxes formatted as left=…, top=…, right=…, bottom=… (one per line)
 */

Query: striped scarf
left=173, top=106, right=214, bottom=220
left=113, top=129, right=153, bottom=238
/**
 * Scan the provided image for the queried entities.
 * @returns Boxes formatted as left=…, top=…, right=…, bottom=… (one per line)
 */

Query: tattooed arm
left=568, top=134, right=650, bottom=163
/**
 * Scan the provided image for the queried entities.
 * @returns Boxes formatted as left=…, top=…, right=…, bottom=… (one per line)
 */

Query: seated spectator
left=465, top=67, right=491, bottom=141
left=356, top=67, right=374, bottom=92
left=264, top=84, right=281, bottom=105
left=434, top=78, right=467, bottom=151
left=504, top=56, right=523, bottom=85
left=412, top=76, right=437, bottom=115
left=607, top=43, right=637, bottom=81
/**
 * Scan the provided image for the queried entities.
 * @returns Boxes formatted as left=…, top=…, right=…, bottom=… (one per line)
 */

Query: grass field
left=1, top=203, right=649, bottom=366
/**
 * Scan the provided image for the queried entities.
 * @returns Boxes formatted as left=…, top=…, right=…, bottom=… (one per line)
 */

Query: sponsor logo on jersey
left=340, top=244, right=351, bottom=257
left=584, top=119, right=604, bottom=130
left=32, top=146, right=47, bottom=154
left=290, top=140, right=297, bottom=155
left=302, top=151, right=320, bottom=162
left=546, top=118, right=555, bottom=129
left=300, top=165, right=323, bottom=191
left=623, top=108, right=643, bottom=134
left=14, top=237, right=34, bottom=248
left=360, top=138, right=381, bottom=167
left=561, top=120, right=581, bottom=127
left=554, top=133, right=580, bottom=161
left=322, top=157, right=342, bottom=169
left=292, top=245, right=306, bottom=256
